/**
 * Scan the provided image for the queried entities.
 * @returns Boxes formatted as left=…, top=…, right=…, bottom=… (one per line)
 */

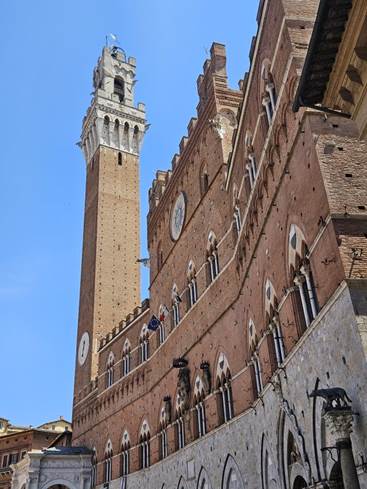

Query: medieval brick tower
left=73, top=45, right=146, bottom=396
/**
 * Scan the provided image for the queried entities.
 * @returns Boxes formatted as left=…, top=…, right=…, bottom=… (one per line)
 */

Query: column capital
left=324, top=409, right=354, bottom=442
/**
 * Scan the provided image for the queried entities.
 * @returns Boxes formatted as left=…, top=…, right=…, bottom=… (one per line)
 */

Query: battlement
left=147, top=43, right=242, bottom=213
left=98, top=298, right=150, bottom=350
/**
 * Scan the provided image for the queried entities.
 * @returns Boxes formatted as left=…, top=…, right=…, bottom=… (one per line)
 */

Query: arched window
left=158, top=405, right=169, bottom=460
left=193, top=376, right=207, bottom=439
left=120, top=431, right=130, bottom=476
left=114, top=76, right=125, bottom=102
left=122, top=339, right=131, bottom=377
left=261, top=62, right=277, bottom=126
left=252, top=352, right=263, bottom=396
left=244, top=131, right=257, bottom=189
left=265, top=280, right=285, bottom=366
left=113, top=119, right=120, bottom=147
left=199, top=161, right=209, bottom=196
left=288, top=225, right=319, bottom=330
left=157, top=305, right=167, bottom=346
left=122, top=122, right=129, bottom=151
left=207, top=232, right=220, bottom=284
left=187, top=261, right=198, bottom=308
left=139, top=325, right=149, bottom=363
left=106, top=352, right=115, bottom=388
left=132, top=125, right=139, bottom=153
left=175, top=391, right=186, bottom=450
left=91, top=448, right=97, bottom=487
left=103, top=116, right=110, bottom=145
left=139, top=421, right=150, bottom=469
left=104, top=440, right=113, bottom=483
left=216, top=353, right=234, bottom=424
left=172, top=284, right=181, bottom=327
left=234, top=206, right=241, bottom=236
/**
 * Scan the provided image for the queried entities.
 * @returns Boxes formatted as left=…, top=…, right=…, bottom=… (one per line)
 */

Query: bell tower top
left=80, top=45, right=146, bottom=165
left=93, top=46, right=139, bottom=106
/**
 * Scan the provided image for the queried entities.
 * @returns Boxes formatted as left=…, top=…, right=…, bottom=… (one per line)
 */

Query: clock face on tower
left=170, top=192, right=186, bottom=241
left=78, top=332, right=90, bottom=366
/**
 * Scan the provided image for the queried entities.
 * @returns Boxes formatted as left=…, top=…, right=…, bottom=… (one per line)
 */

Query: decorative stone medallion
left=78, top=332, right=90, bottom=366
left=170, top=192, right=186, bottom=241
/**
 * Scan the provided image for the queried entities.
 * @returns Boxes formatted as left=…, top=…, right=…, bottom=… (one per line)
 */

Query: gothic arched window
left=207, top=232, right=220, bottom=284
left=139, top=421, right=150, bottom=469
left=288, top=225, right=319, bottom=331
left=104, top=440, right=113, bottom=483
left=216, top=353, right=234, bottom=424
left=120, top=431, right=130, bottom=476
left=244, top=131, right=257, bottom=189
left=122, top=339, right=131, bottom=377
left=187, top=261, right=198, bottom=308
left=106, top=352, right=115, bottom=388
left=158, top=405, right=169, bottom=460
left=139, top=325, right=149, bottom=363
left=172, top=284, right=181, bottom=327
left=193, top=376, right=207, bottom=439
left=261, top=62, right=277, bottom=127
left=114, top=76, right=125, bottom=102
left=265, top=279, right=285, bottom=367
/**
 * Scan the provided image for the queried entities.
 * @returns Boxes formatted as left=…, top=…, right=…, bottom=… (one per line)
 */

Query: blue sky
left=0, top=0, right=258, bottom=426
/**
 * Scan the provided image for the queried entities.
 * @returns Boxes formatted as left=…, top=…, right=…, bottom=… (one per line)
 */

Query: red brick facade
left=72, top=0, right=367, bottom=485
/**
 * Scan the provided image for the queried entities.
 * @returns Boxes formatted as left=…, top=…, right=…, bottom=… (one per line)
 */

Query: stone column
left=324, top=409, right=360, bottom=489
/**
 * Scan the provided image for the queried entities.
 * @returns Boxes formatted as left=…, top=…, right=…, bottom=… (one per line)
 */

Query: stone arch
left=261, top=433, right=279, bottom=489
left=41, top=480, right=77, bottom=489
left=278, top=408, right=311, bottom=489
left=197, top=466, right=213, bottom=489
left=123, top=338, right=131, bottom=354
left=221, top=454, right=245, bottom=489
left=177, top=475, right=188, bottom=489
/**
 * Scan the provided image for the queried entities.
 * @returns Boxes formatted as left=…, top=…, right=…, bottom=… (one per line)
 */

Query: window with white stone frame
left=104, top=440, right=113, bottom=483
left=261, top=62, right=277, bottom=127
left=159, top=427, right=168, bottom=460
left=121, top=339, right=131, bottom=377
left=175, top=414, right=185, bottom=450
left=172, top=284, right=181, bottom=327
left=216, top=353, right=234, bottom=424
left=207, top=232, right=220, bottom=284
left=234, top=206, right=242, bottom=235
left=139, top=434, right=150, bottom=469
left=106, top=352, right=115, bottom=388
left=193, top=376, right=207, bottom=439
left=139, top=325, right=149, bottom=363
left=271, top=317, right=285, bottom=366
left=288, top=225, right=319, bottom=331
left=252, top=353, right=263, bottom=396
left=120, top=431, right=130, bottom=476
left=265, top=279, right=286, bottom=367
left=244, top=132, right=258, bottom=189
left=187, top=261, right=198, bottom=308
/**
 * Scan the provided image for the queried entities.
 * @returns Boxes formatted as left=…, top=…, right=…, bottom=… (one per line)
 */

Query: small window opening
left=118, top=152, right=122, bottom=166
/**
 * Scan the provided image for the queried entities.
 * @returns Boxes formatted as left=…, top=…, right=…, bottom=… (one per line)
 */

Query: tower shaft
left=74, top=46, right=146, bottom=397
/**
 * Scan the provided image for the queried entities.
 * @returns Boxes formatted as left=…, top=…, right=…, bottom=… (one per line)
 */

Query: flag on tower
left=147, top=315, right=161, bottom=331
left=159, top=305, right=170, bottom=323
